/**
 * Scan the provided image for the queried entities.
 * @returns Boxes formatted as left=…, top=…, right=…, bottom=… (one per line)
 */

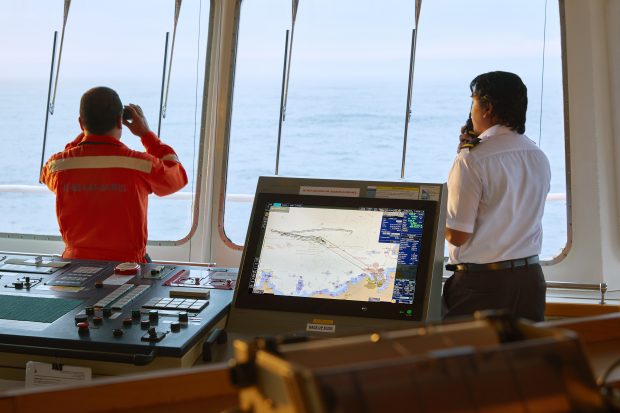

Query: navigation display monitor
left=234, top=193, right=437, bottom=321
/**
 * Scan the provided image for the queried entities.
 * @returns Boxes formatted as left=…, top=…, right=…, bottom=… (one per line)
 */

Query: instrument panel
left=0, top=253, right=236, bottom=372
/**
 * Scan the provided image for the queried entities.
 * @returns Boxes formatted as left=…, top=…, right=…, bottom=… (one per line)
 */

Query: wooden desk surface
left=539, top=312, right=620, bottom=385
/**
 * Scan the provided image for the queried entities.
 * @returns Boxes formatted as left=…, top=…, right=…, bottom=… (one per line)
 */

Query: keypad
left=142, top=297, right=208, bottom=312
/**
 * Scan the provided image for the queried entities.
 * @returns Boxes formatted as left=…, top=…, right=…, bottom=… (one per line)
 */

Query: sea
left=0, top=77, right=566, bottom=260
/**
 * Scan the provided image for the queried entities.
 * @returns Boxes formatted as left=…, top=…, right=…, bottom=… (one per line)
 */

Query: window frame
left=219, top=0, right=572, bottom=266
left=0, top=0, right=213, bottom=247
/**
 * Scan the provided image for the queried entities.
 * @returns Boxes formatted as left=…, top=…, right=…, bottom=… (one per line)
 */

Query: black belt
left=445, top=255, right=539, bottom=272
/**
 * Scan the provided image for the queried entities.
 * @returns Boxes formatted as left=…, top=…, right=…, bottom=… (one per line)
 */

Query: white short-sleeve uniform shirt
left=447, top=125, right=551, bottom=264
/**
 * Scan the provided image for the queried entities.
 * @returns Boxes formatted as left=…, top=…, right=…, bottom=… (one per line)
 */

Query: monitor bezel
left=233, top=192, right=438, bottom=321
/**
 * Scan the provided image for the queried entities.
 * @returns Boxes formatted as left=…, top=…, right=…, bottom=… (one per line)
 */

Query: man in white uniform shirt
left=443, top=71, right=551, bottom=322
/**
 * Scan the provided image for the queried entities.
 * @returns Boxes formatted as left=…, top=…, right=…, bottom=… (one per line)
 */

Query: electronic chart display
left=234, top=193, right=437, bottom=321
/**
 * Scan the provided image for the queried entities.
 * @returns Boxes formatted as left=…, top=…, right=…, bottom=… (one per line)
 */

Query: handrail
left=441, top=276, right=610, bottom=304
left=0, top=185, right=252, bottom=203
left=0, top=184, right=567, bottom=204
left=546, top=281, right=609, bottom=305
left=546, top=281, right=606, bottom=292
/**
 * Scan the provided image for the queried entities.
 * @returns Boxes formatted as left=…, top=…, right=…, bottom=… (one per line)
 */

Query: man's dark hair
left=470, top=71, right=528, bottom=134
left=79, top=87, right=123, bottom=135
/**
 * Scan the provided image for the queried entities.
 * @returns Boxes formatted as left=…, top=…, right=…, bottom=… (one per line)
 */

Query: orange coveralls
left=41, top=132, right=188, bottom=263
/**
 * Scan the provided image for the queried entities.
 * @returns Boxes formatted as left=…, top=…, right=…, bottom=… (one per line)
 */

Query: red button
left=77, top=322, right=90, bottom=335
left=114, top=262, right=141, bottom=275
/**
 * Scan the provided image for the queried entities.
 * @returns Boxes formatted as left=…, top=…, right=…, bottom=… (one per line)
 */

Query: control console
left=0, top=253, right=236, bottom=376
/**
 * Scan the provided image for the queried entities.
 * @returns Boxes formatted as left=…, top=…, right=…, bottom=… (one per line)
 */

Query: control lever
left=202, top=328, right=227, bottom=362
left=141, top=327, right=166, bottom=343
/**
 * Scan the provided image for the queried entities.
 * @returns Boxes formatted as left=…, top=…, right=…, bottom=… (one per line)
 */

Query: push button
left=77, top=322, right=89, bottom=335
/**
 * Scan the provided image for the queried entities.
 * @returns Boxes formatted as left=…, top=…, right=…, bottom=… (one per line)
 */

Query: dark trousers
left=442, top=264, right=546, bottom=322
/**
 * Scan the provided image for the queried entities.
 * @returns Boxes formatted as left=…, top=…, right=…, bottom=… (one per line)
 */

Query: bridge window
left=226, top=0, right=566, bottom=260
left=0, top=0, right=208, bottom=242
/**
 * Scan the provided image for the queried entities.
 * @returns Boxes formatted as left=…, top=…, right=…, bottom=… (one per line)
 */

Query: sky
left=0, top=0, right=562, bottom=83
left=0, top=0, right=200, bottom=82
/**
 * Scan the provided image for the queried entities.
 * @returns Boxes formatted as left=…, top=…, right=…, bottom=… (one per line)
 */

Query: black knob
left=95, top=281, right=104, bottom=288
left=178, top=312, right=189, bottom=322
left=171, top=322, right=181, bottom=332
left=148, top=310, right=159, bottom=322
left=148, top=327, right=158, bottom=337
left=113, top=329, right=124, bottom=337
left=131, top=309, right=141, bottom=320
left=75, top=315, right=88, bottom=324
left=93, top=316, right=103, bottom=325
left=13, top=282, right=23, bottom=289
left=141, top=320, right=150, bottom=329
left=85, top=307, right=95, bottom=316
left=103, top=308, right=112, bottom=317
left=122, top=318, right=133, bottom=327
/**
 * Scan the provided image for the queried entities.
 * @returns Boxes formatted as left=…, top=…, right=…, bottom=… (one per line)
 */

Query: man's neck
left=84, top=129, right=121, bottom=140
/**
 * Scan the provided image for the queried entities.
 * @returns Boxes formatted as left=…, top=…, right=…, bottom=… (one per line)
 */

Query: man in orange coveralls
left=41, top=86, right=188, bottom=263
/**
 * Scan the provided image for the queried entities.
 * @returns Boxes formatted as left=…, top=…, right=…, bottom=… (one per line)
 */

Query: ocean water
left=0, top=77, right=567, bottom=260
left=227, top=78, right=567, bottom=259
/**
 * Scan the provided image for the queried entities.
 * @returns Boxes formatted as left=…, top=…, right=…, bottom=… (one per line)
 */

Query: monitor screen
left=234, top=193, right=437, bottom=321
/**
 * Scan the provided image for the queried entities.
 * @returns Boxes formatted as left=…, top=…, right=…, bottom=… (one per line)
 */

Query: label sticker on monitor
left=299, top=186, right=360, bottom=197
left=306, top=323, right=336, bottom=333
left=367, top=186, right=420, bottom=200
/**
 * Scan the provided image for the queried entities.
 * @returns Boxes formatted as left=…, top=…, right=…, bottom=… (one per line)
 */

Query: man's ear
left=483, top=102, right=494, bottom=119
left=78, top=117, right=85, bottom=131
left=116, top=116, right=123, bottom=129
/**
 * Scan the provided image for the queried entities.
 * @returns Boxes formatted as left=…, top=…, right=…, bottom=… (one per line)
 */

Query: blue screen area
left=378, top=210, right=425, bottom=305
left=379, top=210, right=425, bottom=266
